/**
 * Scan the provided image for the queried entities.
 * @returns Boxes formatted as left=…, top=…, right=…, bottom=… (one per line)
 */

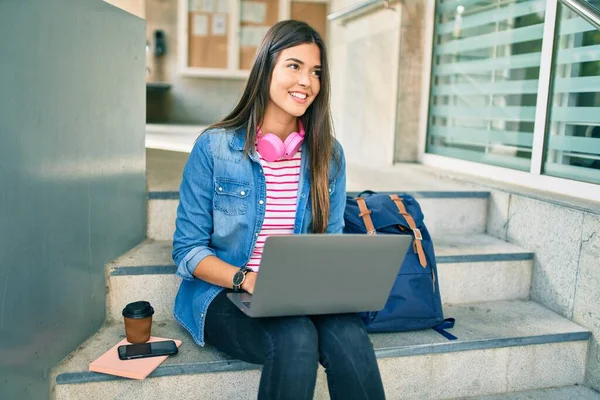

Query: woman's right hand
left=241, top=272, right=258, bottom=294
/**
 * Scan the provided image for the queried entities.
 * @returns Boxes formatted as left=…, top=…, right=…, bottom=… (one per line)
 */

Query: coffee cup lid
left=122, top=301, right=154, bottom=319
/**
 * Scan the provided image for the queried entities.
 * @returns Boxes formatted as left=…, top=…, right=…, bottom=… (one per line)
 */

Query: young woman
left=172, top=20, right=386, bottom=400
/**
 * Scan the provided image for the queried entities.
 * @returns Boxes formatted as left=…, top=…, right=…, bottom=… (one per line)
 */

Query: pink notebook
left=89, top=336, right=183, bottom=380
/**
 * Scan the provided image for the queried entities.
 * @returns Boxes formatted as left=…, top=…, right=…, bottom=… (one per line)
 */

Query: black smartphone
left=118, top=340, right=178, bottom=360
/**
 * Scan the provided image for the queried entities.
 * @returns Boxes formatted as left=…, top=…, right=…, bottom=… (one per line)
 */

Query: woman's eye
left=312, top=70, right=321, bottom=78
left=288, top=63, right=299, bottom=70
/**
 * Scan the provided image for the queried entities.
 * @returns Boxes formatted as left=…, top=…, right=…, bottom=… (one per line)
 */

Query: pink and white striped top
left=246, top=148, right=301, bottom=271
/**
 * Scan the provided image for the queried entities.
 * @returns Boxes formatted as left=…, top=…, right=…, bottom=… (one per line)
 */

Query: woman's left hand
left=242, top=272, right=258, bottom=294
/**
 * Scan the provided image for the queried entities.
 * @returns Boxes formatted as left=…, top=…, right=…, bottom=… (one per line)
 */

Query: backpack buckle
left=413, top=228, right=423, bottom=240
left=367, top=229, right=376, bottom=236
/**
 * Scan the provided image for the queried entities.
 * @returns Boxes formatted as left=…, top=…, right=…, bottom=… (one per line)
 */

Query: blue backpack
left=344, top=191, right=455, bottom=339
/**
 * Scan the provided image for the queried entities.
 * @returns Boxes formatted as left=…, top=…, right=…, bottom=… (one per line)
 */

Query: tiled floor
left=145, top=148, right=480, bottom=194
left=146, top=148, right=188, bottom=192
left=145, top=141, right=600, bottom=215
left=144, top=124, right=480, bottom=194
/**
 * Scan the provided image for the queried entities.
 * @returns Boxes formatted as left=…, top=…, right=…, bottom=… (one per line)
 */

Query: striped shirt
left=246, top=148, right=301, bottom=271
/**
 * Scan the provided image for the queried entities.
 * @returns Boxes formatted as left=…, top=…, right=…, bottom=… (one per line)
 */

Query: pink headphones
left=256, top=120, right=305, bottom=162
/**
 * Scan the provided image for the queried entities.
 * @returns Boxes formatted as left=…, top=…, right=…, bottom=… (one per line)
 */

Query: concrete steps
left=147, top=190, right=490, bottom=241
left=52, top=300, right=590, bottom=400
left=459, top=385, right=600, bottom=399
left=48, top=150, right=598, bottom=398
left=104, top=233, right=534, bottom=323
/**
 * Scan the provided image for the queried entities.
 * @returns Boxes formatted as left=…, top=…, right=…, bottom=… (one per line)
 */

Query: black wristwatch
left=232, top=268, right=252, bottom=292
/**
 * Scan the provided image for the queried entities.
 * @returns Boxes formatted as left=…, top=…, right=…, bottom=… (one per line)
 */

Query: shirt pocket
left=213, top=178, right=251, bottom=216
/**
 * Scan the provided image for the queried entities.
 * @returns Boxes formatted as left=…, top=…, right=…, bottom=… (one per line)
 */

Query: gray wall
left=328, top=0, right=430, bottom=166
left=487, top=192, right=600, bottom=392
left=329, top=0, right=402, bottom=167
left=0, top=1, right=146, bottom=398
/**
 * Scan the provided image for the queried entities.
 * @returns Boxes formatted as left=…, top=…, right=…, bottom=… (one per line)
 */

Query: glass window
left=427, top=0, right=547, bottom=171
left=543, top=2, right=600, bottom=184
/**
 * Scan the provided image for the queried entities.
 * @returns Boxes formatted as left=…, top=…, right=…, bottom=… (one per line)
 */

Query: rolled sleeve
left=172, top=133, right=216, bottom=281
left=327, top=141, right=347, bottom=234
left=176, top=246, right=216, bottom=280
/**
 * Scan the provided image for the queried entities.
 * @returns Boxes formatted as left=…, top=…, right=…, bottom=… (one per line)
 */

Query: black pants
left=204, top=290, right=386, bottom=400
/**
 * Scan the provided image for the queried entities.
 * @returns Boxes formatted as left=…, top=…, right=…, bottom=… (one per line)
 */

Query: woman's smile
left=289, top=91, right=309, bottom=104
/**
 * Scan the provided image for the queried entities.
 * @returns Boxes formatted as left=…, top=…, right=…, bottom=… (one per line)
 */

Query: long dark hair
left=205, top=20, right=339, bottom=234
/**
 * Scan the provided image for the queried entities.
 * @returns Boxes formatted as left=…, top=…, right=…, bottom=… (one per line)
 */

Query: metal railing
left=559, top=0, right=600, bottom=30
left=327, top=0, right=400, bottom=23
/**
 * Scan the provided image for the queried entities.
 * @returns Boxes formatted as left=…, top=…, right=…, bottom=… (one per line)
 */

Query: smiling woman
left=171, top=20, right=387, bottom=400
left=205, top=20, right=337, bottom=234
left=267, top=46, right=322, bottom=120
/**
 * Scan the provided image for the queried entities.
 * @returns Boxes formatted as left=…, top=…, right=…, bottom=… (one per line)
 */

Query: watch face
left=233, top=271, right=245, bottom=286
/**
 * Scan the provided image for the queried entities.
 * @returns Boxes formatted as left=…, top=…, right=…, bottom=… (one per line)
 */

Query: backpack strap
left=389, top=195, right=427, bottom=268
left=355, top=197, right=376, bottom=235
left=433, top=318, right=457, bottom=340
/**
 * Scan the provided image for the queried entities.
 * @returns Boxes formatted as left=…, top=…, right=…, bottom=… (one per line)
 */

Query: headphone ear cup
left=257, top=133, right=285, bottom=162
left=283, top=132, right=304, bottom=158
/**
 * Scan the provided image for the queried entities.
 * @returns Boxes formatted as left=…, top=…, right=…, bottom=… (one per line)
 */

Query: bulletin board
left=291, top=2, right=328, bottom=42
left=239, top=0, right=279, bottom=70
left=188, top=9, right=229, bottom=69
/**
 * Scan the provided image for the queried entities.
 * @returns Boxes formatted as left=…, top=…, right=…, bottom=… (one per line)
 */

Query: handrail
left=327, top=0, right=400, bottom=23
left=559, top=0, right=600, bottom=30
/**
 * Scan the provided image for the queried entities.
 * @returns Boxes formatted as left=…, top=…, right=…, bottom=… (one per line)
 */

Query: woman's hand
left=241, top=271, right=258, bottom=294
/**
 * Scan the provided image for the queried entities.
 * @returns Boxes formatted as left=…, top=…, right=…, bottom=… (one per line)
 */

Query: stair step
left=52, top=300, right=590, bottom=400
left=105, top=234, right=533, bottom=323
left=147, top=190, right=490, bottom=241
left=459, top=385, right=600, bottom=399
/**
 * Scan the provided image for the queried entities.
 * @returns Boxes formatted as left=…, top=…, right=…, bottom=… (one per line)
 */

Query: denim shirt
left=172, top=126, right=347, bottom=346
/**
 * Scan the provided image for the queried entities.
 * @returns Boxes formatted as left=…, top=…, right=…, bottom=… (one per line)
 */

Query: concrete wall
left=0, top=1, right=146, bottom=399
left=393, top=0, right=429, bottom=162
left=486, top=192, right=600, bottom=392
left=145, top=0, right=245, bottom=124
left=329, top=0, right=402, bottom=167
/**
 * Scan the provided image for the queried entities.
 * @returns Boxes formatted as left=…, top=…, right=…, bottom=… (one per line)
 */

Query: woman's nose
left=298, top=72, right=311, bottom=87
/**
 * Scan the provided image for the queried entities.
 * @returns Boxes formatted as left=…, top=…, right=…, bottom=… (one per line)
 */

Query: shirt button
left=328, top=188, right=332, bottom=193
left=240, top=191, right=245, bottom=196
left=259, top=169, right=263, bottom=174
left=259, top=200, right=264, bottom=205
left=218, top=187, right=223, bottom=192
left=200, top=313, right=204, bottom=317
left=255, top=233, right=259, bottom=237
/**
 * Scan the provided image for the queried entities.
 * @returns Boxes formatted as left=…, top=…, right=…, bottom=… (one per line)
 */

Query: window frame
left=419, top=0, right=600, bottom=202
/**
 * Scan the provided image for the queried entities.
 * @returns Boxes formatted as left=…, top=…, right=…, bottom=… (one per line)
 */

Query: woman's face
left=268, top=43, right=322, bottom=119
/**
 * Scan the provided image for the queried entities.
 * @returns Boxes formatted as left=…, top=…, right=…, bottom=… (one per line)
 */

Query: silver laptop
left=227, top=234, right=411, bottom=317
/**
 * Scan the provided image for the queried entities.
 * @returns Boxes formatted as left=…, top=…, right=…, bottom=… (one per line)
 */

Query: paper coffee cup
left=122, top=301, right=154, bottom=344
